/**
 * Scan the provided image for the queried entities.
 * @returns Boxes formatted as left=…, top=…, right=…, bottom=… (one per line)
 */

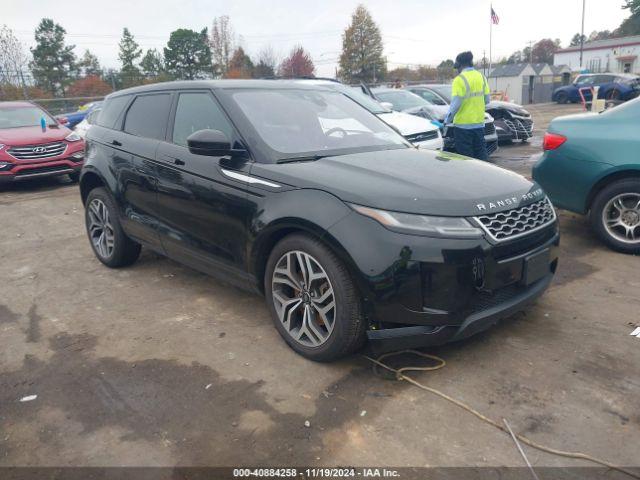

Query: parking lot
left=1, top=103, right=639, bottom=473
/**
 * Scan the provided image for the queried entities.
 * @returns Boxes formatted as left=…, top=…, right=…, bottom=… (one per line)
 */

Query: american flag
left=491, top=7, right=500, bottom=25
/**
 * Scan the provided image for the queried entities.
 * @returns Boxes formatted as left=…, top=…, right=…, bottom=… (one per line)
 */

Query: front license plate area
left=523, top=248, right=550, bottom=285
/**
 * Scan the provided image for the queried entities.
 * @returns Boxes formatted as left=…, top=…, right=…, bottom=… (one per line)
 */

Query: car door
left=154, top=89, right=254, bottom=285
left=115, top=92, right=173, bottom=248
left=573, top=75, right=595, bottom=101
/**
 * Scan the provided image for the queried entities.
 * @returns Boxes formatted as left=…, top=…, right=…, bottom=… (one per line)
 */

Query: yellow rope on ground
left=363, top=350, right=640, bottom=480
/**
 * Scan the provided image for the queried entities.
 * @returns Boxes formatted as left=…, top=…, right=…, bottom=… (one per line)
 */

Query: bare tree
left=254, top=45, right=279, bottom=78
left=0, top=25, right=29, bottom=97
left=210, top=16, right=235, bottom=77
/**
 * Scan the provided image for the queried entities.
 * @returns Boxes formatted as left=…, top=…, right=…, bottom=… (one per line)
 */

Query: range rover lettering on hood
left=476, top=188, right=544, bottom=212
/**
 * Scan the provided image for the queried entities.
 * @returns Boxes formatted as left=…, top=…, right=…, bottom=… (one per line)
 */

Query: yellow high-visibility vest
left=451, top=69, right=490, bottom=125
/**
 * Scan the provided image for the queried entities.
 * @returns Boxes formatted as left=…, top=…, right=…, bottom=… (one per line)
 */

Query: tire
left=556, top=92, right=569, bottom=104
left=264, top=233, right=366, bottom=362
left=589, top=179, right=640, bottom=254
left=84, top=187, right=141, bottom=267
left=68, top=171, right=80, bottom=183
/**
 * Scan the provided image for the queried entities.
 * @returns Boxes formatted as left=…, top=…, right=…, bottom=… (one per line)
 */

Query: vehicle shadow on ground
left=0, top=176, right=76, bottom=194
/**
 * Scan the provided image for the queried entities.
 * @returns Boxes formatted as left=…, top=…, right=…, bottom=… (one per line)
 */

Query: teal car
left=533, top=98, right=640, bottom=254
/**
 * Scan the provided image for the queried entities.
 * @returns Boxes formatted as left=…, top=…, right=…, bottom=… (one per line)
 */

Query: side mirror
left=187, top=129, right=246, bottom=157
left=380, top=101, right=394, bottom=110
left=57, top=116, right=69, bottom=125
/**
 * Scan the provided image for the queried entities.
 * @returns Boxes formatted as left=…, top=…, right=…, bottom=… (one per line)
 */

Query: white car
left=74, top=108, right=101, bottom=139
left=291, top=79, right=443, bottom=151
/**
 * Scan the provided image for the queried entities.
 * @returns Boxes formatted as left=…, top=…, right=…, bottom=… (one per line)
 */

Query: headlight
left=350, top=204, right=483, bottom=238
left=65, top=132, right=81, bottom=142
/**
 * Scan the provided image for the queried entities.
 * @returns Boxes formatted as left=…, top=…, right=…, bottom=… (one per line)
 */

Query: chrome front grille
left=474, top=198, right=556, bottom=242
left=504, top=118, right=534, bottom=140
left=7, top=141, right=67, bottom=160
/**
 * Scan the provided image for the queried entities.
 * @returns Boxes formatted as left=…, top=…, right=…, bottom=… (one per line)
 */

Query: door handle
left=159, top=153, right=185, bottom=166
left=110, top=140, right=122, bottom=147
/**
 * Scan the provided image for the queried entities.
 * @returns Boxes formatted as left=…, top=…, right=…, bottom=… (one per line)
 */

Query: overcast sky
left=6, top=0, right=629, bottom=76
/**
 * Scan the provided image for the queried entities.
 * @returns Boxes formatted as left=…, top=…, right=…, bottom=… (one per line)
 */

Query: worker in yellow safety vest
left=444, top=51, right=491, bottom=161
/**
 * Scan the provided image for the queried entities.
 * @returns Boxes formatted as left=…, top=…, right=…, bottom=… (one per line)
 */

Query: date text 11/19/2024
left=233, top=468, right=400, bottom=478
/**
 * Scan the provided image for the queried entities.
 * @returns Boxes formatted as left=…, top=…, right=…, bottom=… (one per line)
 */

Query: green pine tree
left=79, top=50, right=102, bottom=76
left=118, top=28, right=142, bottom=86
left=339, top=5, right=386, bottom=83
left=164, top=28, right=212, bottom=80
left=29, top=19, right=77, bottom=96
left=618, top=0, right=640, bottom=35
left=140, top=48, right=165, bottom=77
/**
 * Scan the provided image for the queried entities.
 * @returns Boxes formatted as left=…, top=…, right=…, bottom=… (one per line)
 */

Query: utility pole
left=579, top=0, right=586, bottom=71
left=528, top=40, right=535, bottom=63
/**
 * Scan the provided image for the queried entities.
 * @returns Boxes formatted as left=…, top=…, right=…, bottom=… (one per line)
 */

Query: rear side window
left=172, top=92, right=233, bottom=147
left=124, top=93, right=172, bottom=140
left=96, top=95, right=130, bottom=129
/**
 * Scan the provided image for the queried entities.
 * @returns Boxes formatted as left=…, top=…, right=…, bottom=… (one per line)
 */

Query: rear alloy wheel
left=85, top=187, right=141, bottom=267
left=265, top=234, right=365, bottom=361
left=590, top=180, right=640, bottom=254
left=556, top=92, right=569, bottom=104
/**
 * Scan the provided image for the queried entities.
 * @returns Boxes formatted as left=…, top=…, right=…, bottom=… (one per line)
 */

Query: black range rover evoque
left=80, top=80, right=559, bottom=361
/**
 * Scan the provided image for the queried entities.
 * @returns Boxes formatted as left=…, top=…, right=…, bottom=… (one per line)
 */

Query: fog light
left=71, top=151, right=84, bottom=160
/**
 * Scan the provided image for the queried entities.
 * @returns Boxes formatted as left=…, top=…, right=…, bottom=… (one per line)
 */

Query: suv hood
left=378, top=111, right=438, bottom=135
left=404, top=104, right=493, bottom=124
left=252, top=148, right=542, bottom=217
left=487, top=101, right=530, bottom=116
left=0, top=125, right=71, bottom=146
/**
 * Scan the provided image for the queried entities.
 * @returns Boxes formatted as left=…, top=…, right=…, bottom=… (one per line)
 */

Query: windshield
left=0, top=106, right=57, bottom=129
left=231, top=88, right=408, bottom=160
left=341, top=86, right=388, bottom=114
left=375, top=90, right=430, bottom=111
left=429, top=85, right=452, bottom=103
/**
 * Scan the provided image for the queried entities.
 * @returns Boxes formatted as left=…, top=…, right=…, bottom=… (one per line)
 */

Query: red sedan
left=0, top=101, right=85, bottom=184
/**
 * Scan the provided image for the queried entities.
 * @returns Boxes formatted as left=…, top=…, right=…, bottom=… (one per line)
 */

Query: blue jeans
left=454, top=127, right=488, bottom=161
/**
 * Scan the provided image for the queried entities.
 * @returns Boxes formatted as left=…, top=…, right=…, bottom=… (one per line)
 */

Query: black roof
left=105, top=79, right=333, bottom=99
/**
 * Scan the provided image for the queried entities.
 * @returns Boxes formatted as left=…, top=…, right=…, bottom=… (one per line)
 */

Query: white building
left=554, top=35, right=640, bottom=74
left=488, top=63, right=569, bottom=104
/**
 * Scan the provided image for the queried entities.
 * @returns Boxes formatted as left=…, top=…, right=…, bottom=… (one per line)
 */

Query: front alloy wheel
left=264, top=234, right=365, bottom=361
left=272, top=251, right=336, bottom=347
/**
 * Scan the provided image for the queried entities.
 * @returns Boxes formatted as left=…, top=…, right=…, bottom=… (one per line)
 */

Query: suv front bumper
left=328, top=212, right=559, bottom=353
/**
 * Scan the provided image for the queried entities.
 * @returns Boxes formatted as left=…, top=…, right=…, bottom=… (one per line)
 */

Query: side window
left=96, top=95, right=130, bottom=129
left=172, top=92, right=234, bottom=147
left=124, top=93, right=172, bottom=140
left=418, top=89, right=447, bottom=106
left=87, top=109, right=100, bottom=125
left=592, top=75, right=605, bottom=84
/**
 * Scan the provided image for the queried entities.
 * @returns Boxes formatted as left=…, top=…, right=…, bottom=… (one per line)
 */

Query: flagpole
left=489, top=3, right=493, bottom=86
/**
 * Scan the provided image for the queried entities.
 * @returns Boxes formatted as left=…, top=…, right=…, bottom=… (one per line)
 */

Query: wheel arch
left=586, top=169, right=640, bottom=212
left=79, top=169, right=107, bottom=205
left=251, top=219, right=360, bottom=295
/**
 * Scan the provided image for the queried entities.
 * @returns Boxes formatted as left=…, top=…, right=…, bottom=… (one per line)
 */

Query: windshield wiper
left=276, top=154, right=332, bottom=164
